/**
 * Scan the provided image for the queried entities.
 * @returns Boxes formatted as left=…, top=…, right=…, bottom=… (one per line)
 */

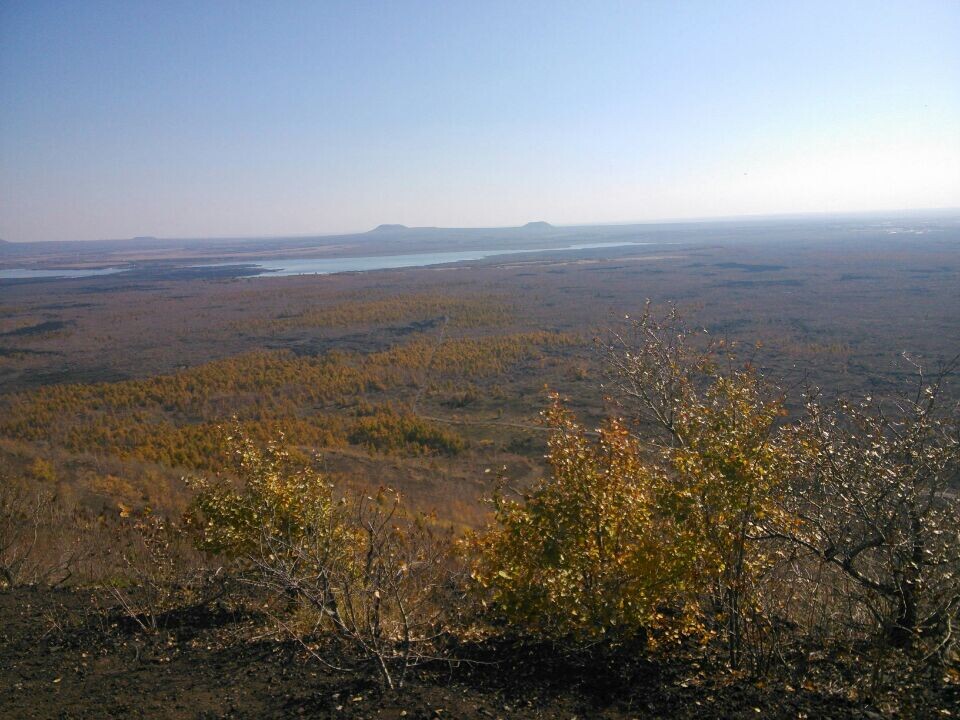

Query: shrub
left=186, top=428, right=457, bottom=688
left=773, top=364, right=960, bottom=652
left=97, top=509, right=218, bottom=632
left=0, top=477, right=88, bottom=588
left=599, top=303, right=793, bottom=666
left=472, top=399, right=697, bottom=646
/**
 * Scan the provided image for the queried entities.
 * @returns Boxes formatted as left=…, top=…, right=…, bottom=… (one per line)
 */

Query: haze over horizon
left=2, top=1, right=959, bottom=243
left=7, top=208, right=960, bottom=248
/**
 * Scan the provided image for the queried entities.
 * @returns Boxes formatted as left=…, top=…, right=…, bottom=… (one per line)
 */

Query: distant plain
left=1, top=213, right=958, bottom=524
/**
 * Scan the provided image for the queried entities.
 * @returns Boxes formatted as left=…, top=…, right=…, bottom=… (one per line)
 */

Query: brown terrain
left=1, top=215, right=958, bottom=718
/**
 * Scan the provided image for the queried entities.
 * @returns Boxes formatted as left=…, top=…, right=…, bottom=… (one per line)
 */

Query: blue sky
left=1, top=1, right=958, bottom=242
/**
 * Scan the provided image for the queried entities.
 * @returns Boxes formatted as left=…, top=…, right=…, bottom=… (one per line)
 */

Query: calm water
left=0, top=241, right=651, bottom=280
left=0, top=266, right=127, bottom=279
left=234, top=241, right=652, bottom=277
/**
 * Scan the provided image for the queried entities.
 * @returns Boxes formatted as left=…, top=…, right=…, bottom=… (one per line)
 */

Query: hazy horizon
left=3, top=205, right=959, bottom=246
left=2, top=1, right=959, bottom=243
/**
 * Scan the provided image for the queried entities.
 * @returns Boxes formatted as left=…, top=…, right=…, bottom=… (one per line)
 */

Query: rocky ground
left=2, top=587, right=955, bottom=719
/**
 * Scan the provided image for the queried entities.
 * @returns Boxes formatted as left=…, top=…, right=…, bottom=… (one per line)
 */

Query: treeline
left=369, top=330, right=580, bottom=377
left=242, top=292, right=515, bottom=332
left=0, top=331, right=576, bottom=470
left=8, top=407, right=463, bottom=473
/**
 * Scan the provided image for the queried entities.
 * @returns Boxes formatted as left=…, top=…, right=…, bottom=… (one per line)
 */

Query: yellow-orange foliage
left=244, top=293, right=515, bottom=332
left=0, top=332, right=574, bottom=470
left=472, top=399, right=696, bottom=645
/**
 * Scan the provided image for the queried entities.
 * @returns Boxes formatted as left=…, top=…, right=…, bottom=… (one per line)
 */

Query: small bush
left=472, top=399, right=697, bottom=647
left=0, top=477, right=89, bottom=588
left=186, top=428, right=459, bottom=688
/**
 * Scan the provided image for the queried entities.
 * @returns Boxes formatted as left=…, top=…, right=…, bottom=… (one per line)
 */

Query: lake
left=210, top=241, right=654, bottom=277
left=0, top=266, right=128, bottom=280
left=0, top=241, right=652, bottom=280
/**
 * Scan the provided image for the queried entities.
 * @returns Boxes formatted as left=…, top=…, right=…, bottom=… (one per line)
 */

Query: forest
left=1, top=224, right=959, bottom=719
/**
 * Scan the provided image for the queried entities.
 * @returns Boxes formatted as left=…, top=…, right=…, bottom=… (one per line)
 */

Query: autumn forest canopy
left=1, top=218, right=959, bottom=718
